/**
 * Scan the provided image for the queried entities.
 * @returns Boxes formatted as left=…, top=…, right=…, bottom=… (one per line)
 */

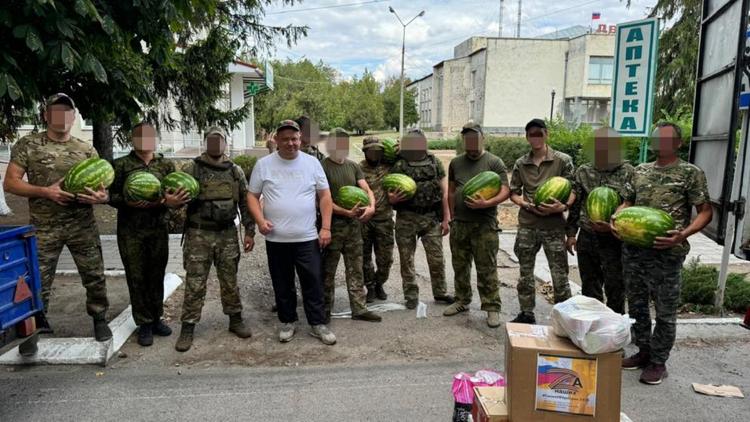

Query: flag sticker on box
left=535, top=354, right=598, bottom=416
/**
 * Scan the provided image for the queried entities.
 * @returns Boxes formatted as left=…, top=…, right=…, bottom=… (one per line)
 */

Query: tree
left=344, top=70, right=384, bottom=135
left=382, top=76, right=418, bottom=131
left=0, top=1, right=306, bottom=160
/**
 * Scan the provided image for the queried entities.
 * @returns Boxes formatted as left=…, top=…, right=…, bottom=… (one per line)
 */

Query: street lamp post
left=550, top=89, right=556, bottom=120
left=390, top=7, right=425, bottom=137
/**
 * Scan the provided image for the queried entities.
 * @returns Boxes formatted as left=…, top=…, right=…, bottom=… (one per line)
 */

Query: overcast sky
left=262, top=0, right=658, bottom=82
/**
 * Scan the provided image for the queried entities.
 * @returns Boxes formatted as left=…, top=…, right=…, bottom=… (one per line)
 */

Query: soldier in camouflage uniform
left=109, top=122, right=190, bottom=346
left=297, top=116, right=326, bottom=160
left=567, top=128, right=634, bottom=314
left=617, top=123, right=712, bottom=385
left=509, top=119, right=575, bottom=324
left=321, top=129, right=381, bottom=322
left=4, top=94, right=112, bottom=355
left=175, top=127, right=256, bottom=352
left=390, top=128, right=454, bottom=310
left=360, top=137, right=394, bottom=302
left=444, top=123, right=510, bottom=328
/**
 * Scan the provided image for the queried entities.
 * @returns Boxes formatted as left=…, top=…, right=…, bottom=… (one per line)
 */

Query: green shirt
left=632, top=159, right=710, bottom=255
left=321, top=158, right=365, bottom=216
left=110, top=151, right=176, bottom=230
left=568, top=162, right=635, bottom=234
left=10, top=132, right=98, bottom=225
left=510, top=146, right=575, bottom=230
left=360, top=160, right=392, bottom=220
left=449, top=152, right=508, bottom=225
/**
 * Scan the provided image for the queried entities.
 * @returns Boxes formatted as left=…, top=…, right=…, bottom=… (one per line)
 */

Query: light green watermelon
left=534, top=176, right=572, bottom=206
left=162, top=171, right=200, bottom=200
left=586, top=186, right=621, bottom=222
left=125, top=171, right=162, bottom=202
left=382, top=173, right=417, bottom=199
left=63, top=158, right=115, bottom=194
left=612, top=206, right=675, bottom=248
left=336, top=186, right=370, bottom=209
left=462, top=171, right=501, bottom=200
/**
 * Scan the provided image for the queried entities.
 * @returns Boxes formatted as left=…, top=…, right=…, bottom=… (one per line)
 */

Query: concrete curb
left=0, top=273, right=183, bottom=366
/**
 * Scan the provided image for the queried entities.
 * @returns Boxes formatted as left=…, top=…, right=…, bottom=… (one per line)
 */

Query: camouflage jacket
left=301, top=144, right=325, bottom=161
left=360, top=159, right=393, bottom=220
left=391, top=152, right=445, bottom=215
left=568, top=162, right=635, bottom=235
left=183, top=153, right=255, bottom=233
left=10, top=132, right=98, bottom=225
left=110, top=151, right=176, bottom=230
left=632, top=159, right=710, bottom=255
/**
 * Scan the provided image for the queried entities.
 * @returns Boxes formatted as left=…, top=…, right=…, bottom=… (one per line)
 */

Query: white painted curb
left=0, top=273, right=183, bottom=366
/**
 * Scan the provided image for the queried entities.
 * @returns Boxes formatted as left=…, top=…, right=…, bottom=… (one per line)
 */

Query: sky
left=261, top=0, right=658, bottom=82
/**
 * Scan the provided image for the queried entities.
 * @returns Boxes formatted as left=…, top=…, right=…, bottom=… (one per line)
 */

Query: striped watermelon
left=382, top=138, right=399, bottom=163
left=586, top=186, right=621, bottom=222
left=63, top=158, right=115, bottom=194
left=462, top=171, right=501, bottom=200
left=612, top=206, right=675, bottom=248
left=382, top=173, right=417, bottom=199
left=125, top=171, right=162, bottom=202
left=534, top=176, right=572, bottom=205
left=336, top=186, right=370, bottom=209
left=162, top=171, right=200, bottom=200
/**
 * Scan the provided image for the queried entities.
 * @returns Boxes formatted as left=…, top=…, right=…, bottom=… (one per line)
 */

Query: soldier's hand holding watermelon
left=357, top=204, right=375, bottom=223
left=537, top=198, right=567, bottom=216
left=653, top=230, right=686, bottom=250
left=45, top=177, right=75, bottom=206
left=387, top=189, right=407, bottom=205
left=163, top=187, right=190, bottom=208
left=590, top=221, right=612, bottom=233
left=76, top=183, right=109, bottom=205
left=464, top=195, right=493, bottom=209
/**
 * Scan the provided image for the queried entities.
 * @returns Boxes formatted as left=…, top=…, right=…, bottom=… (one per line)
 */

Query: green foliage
left=484, top=137, right=530, bottom=166
left=232, top=155, right=258, bottom=179
left=680, top=258, right=750, bottom=313
left=344, top=70, right=384, bottom=135
left=427, top=139, right=458, bottom=150
left=382, top=77, right=418, bottom=131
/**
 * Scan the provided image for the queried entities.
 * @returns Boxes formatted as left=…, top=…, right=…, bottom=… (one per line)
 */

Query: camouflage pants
left=514, top=226, right=571, bottom=312
left=362, top=217, right=395, bottom=289
left=36, top=219, right=108, bottom=316
left=394, top=211, right=447, bottom=301
left=623, top=246, right=685, bottom=365
left=577, top=229, right=626, bottom=314
left=450, top=220, right=501, bottom=311
left=118, top=226, right=168, bottom=326
left=323, top=219, right=368, bottom=316
left=181, top=227, right=242, bottom=324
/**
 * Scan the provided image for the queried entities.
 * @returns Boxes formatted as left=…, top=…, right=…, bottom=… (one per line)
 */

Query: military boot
left=366, top=287, right=376, bottom=303
left=18, top=334, right=39, bottom=357
left=375, top=283, right=388, bottom=300
left=228, top=313, right=253, bottom=338
left=175, top=323, right=195, bottom=352
left=93, top=313, right=112, bottom=342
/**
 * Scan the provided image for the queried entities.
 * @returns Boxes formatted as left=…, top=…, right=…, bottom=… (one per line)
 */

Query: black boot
left=18, top=334, right=39, bottom=357
left=137, top=324, right=153, bottom=347
left=152, top=320, right=172, bottom=336
left=366, top=287, right=376, bottom=303
left=510, top=312, right=536, bottom=324
left=175, top=323, right=195, bottom=352
left=375, top=283, right=388, bottom=300
left=93, top=313, right=112, bottom=342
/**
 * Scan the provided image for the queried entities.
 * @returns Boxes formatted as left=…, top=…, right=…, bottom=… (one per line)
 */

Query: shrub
left=232, top=155, right=258, bottom=179
left=485, top=137, right=530, bottom=167
left=428, top=139, right=458, bottom=150
left=680, top=258, right=750, bottom=313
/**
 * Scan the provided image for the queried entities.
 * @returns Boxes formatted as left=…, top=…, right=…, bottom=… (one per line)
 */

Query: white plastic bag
left=551, top=295, right=631, bottom=354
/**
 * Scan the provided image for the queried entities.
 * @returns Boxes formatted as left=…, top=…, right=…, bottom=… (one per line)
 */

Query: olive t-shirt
left=321, top=158, right=365, bottom=207
left=449, top=152, right=508, bottom=225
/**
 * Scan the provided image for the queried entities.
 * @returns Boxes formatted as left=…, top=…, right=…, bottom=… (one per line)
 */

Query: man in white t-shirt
left=248, top=120, right=336, bottom=345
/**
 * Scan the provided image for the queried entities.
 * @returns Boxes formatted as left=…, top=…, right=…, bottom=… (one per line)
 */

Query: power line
left=267, top=0, right=388, bottom=15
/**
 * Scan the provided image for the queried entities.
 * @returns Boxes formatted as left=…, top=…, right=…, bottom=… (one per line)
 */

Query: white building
left=407, top=26, right=616, bottom=136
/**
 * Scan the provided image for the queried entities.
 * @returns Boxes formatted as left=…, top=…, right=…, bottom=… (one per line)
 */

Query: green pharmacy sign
left=610, top=18, right=659, bottom=137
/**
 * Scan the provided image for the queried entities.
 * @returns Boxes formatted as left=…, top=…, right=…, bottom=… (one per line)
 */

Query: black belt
left=187, top=221, right=236, bottom=231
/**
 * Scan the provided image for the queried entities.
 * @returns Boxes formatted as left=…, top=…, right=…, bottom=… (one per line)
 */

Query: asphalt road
left=1, top=332, right=748, bottom=422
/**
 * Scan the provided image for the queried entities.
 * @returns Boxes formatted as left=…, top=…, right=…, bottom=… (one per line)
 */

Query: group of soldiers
left=4, top=93, right=712, bottom=387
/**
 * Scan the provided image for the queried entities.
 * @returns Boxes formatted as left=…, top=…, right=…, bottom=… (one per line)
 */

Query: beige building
left=408, top=27, right=616, bottom=135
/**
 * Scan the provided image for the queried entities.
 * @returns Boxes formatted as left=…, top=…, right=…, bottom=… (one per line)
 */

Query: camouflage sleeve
left=9, top=137, right=29, bottom=169
left=234, top=165, right=255, bottom=233
left=509, top=161, right=522, bottom=196
left=490, top=156, right=509, bottom=187
left=561, top=155, right=575, bottom=182
left=565, top=168, right=584, bottom=237
left=687, top=165, right=710, bottom=206
left=354, top=161, right=365, bottom=181
left=435, top=156, right=446, bottom=179
left=108, top=159, right=127, bottom=208
left=87, top=143, right=99, bottom=159
left=622, top=164, right=636, bottom=204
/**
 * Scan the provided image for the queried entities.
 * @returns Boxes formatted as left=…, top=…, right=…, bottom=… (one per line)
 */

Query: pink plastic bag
left=451, top=370, right=505, bottom=404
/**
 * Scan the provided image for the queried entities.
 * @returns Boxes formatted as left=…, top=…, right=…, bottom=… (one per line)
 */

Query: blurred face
left=45, top=104, right=76, bottom=134
left=205, top=134, right=226, bottom=157
left=651, top=126, right=681, bottom=158
left=275, top=128, right=300, bottom=158
left=365, top=148, right=384, bottom=163
left=525, top=127, right=547, bottom=151
left=463, top=131, right=484, bottom=160
left=590, top=129, right=623, bottom=169
left=400, top=135, right=427, bottom=161
left=299, top=120, right=320, bottom=147
left=327, top=135, right=350, bottom=161
left=133, top=124, right=157, bottom=153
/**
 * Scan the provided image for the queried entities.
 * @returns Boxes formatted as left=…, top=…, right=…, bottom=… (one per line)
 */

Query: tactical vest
left=394, top=154, right=442, bottom=214
left=188, top=159, right=242, bottom=228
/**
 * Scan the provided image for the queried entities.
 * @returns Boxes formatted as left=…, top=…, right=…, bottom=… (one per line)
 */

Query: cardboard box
left=504, top=323, right=622, bottom=422
left=472, top=387, right=509, bottom=422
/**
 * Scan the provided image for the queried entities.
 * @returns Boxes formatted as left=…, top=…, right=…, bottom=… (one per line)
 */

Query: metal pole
left=550, top=89, right=555, bottom=120
left=399, top=27, right=406, bottom=137
left=498, top=0, right=504, bottom=37
left=517, top=0, right=522, bottom=38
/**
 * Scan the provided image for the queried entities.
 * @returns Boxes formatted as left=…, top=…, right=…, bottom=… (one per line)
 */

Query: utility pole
left=498, top=0, right=504, bottom=37
left=390, top=7, right=425, bottom=138
left=517, top=0, right=522, bottom=38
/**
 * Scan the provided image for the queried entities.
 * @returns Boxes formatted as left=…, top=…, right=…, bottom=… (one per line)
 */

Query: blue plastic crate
left=0, top=225, right=43, bottom=331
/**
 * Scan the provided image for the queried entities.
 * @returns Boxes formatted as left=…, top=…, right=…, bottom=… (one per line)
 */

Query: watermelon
left=534, top=176, right=572, bottom=205
left=162, top=171, right=200, bottom=200
left=612, top=206, right=675, bottom=248
left=64, top=158, right=115, bottom=194
left=382, top=173, right=417, bottom=199
left=382, top=138, right=399, bottom=163
left=336, top=186, right=370, bottom=209
left=462, top=171, right=501, bottom=200
left=125, top=171, right=162, bottom=202
left=586, top=186, right=621, bottom=222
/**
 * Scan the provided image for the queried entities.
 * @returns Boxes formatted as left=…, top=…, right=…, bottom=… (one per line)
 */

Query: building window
left=588, top=56, right=613, bottom=84
left=471, top=70, right=477, bottom=89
